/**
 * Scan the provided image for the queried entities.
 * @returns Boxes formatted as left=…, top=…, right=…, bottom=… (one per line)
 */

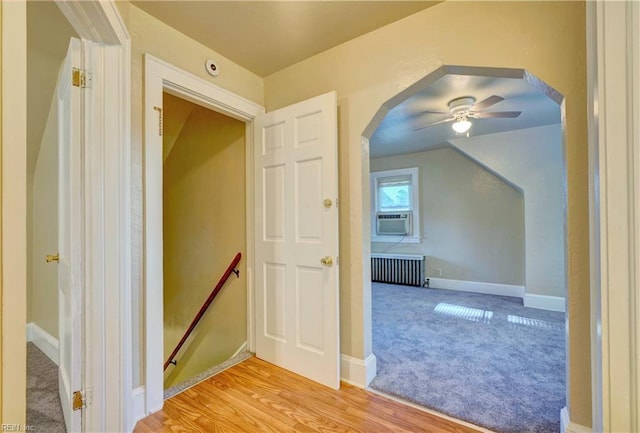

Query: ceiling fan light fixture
left=452, top=118, right=472, bottom=134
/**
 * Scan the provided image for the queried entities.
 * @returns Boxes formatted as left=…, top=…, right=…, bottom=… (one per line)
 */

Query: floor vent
left=371, top=253, right=425, bottom=287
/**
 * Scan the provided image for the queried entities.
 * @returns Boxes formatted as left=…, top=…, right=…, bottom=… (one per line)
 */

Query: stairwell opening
left=161, top=92, right=249, bottom=395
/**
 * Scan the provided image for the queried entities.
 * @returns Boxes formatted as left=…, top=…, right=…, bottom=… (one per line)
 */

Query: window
left=378, top=176, right=411, bottom=212
left=370, top=167, right=420, bottom=243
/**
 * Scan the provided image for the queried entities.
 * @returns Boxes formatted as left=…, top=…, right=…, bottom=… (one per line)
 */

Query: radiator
left=371, top=253, right=425, bottom=287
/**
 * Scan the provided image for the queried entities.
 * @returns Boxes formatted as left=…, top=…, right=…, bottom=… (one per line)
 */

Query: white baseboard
left=428, top=277, right=525, bottom=299
left=340, top=353, right=377, bottom=388
left=132, top=386, right=146, bottom=425
left=231, top=341, right=248, bottom=358
left=524, top=294, right=566, bottom=312
left=26, top=322, right=59, bottom=366
left=561, top=406, right=592, bottom=433
left=561, top=407, right=570, bottom=433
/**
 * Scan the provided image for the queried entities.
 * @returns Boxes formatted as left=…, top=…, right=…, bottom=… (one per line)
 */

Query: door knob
left=46, top=253, right=60, bottom=263
left=320, top=256, right=333, bottom=266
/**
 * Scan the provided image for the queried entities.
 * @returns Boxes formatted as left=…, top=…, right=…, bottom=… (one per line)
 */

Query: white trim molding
left=370, top=253, right=424, bottom=261
left=524, top=294, right=566, bottom=313
left=428, top=277, right=525, bottom=299
left=561, top=407, right=569, bottom=433
left=340, top=353, right=377, bottom=388
left=561, top=407, right=592, bottom=433
left=589, top=1, right=640, bottom=432
left=132, top=386, right=146, bottom=425
left=56, top=1, right=125, bottom=45
left=429, top=278, right=565, bottom=312
left=144, top=54, right=264, bottom=416
left=586, top=3, right=602, bottom=430
left=231, top=341, right=249, bottom=359
left=26, top=323, right=59, bottom=367
left=371, top=235, right=421, bottom=244
left=54, top=1, right=133, bottom=431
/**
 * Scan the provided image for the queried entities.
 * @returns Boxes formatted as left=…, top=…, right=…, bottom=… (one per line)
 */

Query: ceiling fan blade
left=414, top=116, right=455, bottom=131
left=472, top=95, right=505, bottom=110
left=419, top=109, right=450, bottom=115
left=473, top=111, right=522, bottom=119
left=403, top=109, right=450, bottom=122
left=392, top=109, right=450, bottom=126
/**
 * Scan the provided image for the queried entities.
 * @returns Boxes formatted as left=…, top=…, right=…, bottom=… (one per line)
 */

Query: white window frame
left=370, top=167, right=420, bottom=243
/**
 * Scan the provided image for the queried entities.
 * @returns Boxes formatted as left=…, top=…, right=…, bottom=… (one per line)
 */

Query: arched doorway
left=362, top=65, right=567, bottom=433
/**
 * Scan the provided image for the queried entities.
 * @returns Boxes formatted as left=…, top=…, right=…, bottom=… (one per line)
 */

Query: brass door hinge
left=72, top=390, right=85, bottom=411
left=72, top=68, right=92, bottom=88
left=46, top=253, right=60, bottom=263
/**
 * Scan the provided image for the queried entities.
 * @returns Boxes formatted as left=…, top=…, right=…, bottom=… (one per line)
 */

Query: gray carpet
left=370, top=283, right=565, bottom=433
left=27, top=343, right=67, bottom=433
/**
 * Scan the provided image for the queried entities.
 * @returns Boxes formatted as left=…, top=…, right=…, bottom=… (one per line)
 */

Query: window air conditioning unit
left=376, top=212, right=412, bottom=236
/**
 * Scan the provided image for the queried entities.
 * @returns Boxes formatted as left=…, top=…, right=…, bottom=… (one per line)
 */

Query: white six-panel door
left=254, top=91, right=340, bottom=389
left=58, top=37, right=83, bottom=432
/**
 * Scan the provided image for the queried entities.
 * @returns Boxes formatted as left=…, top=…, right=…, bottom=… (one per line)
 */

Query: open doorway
left=365, top=66, right=567, bottom=433
left=25, top=2, right=78, bottom=431
left=161, top=92, right=251, bottom=396
left=143, top=55, right=263, bottom=412
left=144, top=56, right=341, bottom=412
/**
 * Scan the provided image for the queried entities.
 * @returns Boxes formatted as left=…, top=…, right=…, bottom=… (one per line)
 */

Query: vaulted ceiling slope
left=370, top=68, right=562, bottom=158
left=131, top=1, right=440, bottom=77
left=27, top=1, right=78, bottom=178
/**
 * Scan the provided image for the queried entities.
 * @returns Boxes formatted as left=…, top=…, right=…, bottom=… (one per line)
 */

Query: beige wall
left=124, top=3, right=263, bottom=106
left=117, top=1, right=264, bottom=387
left=451, top=124, right=566, bottom=299
left=371, top=148, right=525, bottom=286
left=162, top=93, right=247, bottom=388
left=263, top=1, right=590, bottom=426
left=162, top=95, right=195, bottom=162
left=1, top=0, right=27, bottom=425
left=29, top=95, right=59, bottom=338
left=0, top=0, right=4, bottom=415
left=27, top=1, right=77, bottom=178
left=25, top=0, right=77, bottom=342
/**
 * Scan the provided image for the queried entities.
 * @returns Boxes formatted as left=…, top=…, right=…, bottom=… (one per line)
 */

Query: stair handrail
left=164, top=252, right=242, bottom=371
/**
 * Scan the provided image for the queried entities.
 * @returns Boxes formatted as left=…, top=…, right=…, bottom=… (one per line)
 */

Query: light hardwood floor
left=134, top=356, right=481, bottom=433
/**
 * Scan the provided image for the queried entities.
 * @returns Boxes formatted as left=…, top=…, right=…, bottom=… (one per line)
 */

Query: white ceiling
left=131, top=1, right=440, bottom=77
left=369, top=68, right=562, bottom=158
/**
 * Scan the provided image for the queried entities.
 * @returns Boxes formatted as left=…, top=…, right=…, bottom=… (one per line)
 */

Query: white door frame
left=55, top=2, right=133, bottom=431
left=143, top=54, right=264, bottom=414
left=57, top=37, right=84, bottom=433
left=588, top=1, right=640, bottom=432
left=2, top=1, right=133, bottom=431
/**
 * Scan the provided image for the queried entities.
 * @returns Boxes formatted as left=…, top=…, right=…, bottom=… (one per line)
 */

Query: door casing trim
left=143, top=53, right=264, bottom=415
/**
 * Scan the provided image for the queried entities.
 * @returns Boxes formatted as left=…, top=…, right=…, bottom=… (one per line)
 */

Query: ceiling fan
left=415, top=95, right=522, bottom=134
